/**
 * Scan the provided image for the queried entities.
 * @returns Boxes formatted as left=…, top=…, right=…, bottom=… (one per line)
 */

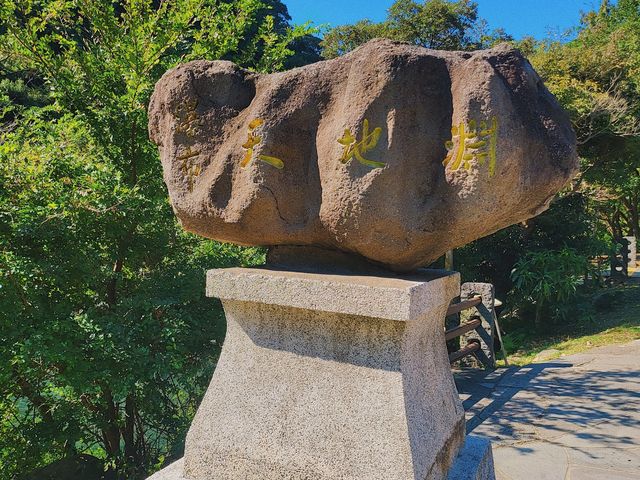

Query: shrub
left=510, top=248, right=592, bottom=329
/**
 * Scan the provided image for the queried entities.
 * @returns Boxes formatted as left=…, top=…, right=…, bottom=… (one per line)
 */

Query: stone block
left=459, top=282, right=497, bottom=368
left=447, top=435, right=495, bottom=480
left=149, top=266, right=493, bottom=479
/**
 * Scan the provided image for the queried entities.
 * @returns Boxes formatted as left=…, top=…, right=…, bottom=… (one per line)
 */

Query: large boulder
left=149, top=39, right=577, bottom=271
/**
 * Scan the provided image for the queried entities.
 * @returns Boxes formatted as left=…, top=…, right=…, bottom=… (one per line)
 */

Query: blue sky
left=286, top=0, right=606, bottom=40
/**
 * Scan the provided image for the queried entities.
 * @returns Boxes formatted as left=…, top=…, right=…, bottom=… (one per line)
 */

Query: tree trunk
left=621, top=196, right=640, bottom=238
left=106, top=258, right=123, bottom=307
left=123, top=394, right=137, bottom=465
left=101, top=388, right=121, bottom=459
left=534, top=303, right=544, bottom=331
left=14, top=369, right=54, bottom=425
left=630, top=199, right=640, bottom=239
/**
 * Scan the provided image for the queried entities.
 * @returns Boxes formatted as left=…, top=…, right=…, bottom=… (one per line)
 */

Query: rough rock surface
left=149, top=39, right=577, bottom=271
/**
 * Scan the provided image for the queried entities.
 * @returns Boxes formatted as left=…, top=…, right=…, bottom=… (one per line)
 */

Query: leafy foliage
left=321, top=0, right=512, bottom=58
left=0, top=0, right=311, bottom=478
left=456, top=1, right=639, bottom=332
left=510, top=248, right=592, bottom=328
left=528, top=0, right=640, bottom=241
left=455, top=193, right=607, bottom=297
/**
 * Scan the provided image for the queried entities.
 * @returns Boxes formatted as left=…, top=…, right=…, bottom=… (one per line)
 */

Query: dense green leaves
left=386, top=0, right=478, bottom=48
left=511, top=248, right=592, bottom=327
left=528, top=0, right=640, bottom=242
left=321, top=0, right=511, bottom=58
left=0, top=1, right=308, bottom=478
left=453, top=1, right=640, bottom=330
left=455, top=193, right=607, bottom=296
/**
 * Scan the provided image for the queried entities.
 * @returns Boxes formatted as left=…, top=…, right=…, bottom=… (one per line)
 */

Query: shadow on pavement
left=454, top=361, right=640, bottom=447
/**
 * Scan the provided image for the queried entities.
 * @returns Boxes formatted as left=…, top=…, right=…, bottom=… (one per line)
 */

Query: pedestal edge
left=148, top=434, right=496, bottom=480
left=447, top=435, right=495, bottom=480
left=206, top=267, right=460, bottom=322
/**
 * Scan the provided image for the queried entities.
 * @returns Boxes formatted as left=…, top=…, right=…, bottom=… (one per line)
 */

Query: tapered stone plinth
left=149, top=266, right=485, bottom=480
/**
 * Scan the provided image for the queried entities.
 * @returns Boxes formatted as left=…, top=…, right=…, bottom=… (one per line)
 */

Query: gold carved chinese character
left=338, top=119, right=385, bottom=169
left=443, top=117, right=498, bottom=177
left=175, top=99, right=202, bottom=138
left=241, top=118, right=284, bottom=169
left=177, top=146, right=201, bottom=192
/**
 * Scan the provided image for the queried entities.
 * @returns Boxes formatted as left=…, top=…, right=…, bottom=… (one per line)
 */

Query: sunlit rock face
left=149, top=38, right=577, bottom=271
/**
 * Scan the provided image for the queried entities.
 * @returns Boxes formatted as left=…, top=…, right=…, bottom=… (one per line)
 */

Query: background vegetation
left=0, top=0, right=639, bottom=478
left=0, top=0, right=312, bottom=478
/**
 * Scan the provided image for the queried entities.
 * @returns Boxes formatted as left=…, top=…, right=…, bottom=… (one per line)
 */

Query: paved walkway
left=454, top=340, right=640, bottom=480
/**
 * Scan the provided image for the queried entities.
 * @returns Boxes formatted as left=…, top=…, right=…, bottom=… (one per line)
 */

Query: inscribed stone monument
left=149, top=39, right=577, bottom=271
left=147, top=39, right=577, bottom=480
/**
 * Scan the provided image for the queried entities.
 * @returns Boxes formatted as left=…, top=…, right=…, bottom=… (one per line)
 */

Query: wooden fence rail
left=446, top=296, right=482, bottom=316
left=445, top=283, right=505, bottom=368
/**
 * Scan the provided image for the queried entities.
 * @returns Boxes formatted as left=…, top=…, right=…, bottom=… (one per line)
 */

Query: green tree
left=454, top=1, right=639, bottom=331
left=321, top=20, right=389, bottom=59
left=455, top=192, right=607, bottom=298
left=321, top=0, right=511, bottom=58
left=510, top=248, right=592, bottom=329
left=386, top=0, right=478, bottom=48
left=529, top=0, right=640, bottom=240
left=0, top=0, right=312, bottom=478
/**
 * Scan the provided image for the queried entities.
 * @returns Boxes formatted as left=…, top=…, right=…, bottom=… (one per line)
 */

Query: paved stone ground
left=454, top=340, right=640, bottom=480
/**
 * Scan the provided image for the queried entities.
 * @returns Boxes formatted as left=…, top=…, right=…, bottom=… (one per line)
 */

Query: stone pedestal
left=149, top=266, right=494, bottom=480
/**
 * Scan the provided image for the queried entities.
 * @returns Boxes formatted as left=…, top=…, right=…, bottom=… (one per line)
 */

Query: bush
left=592, top=289, right=624, bottom=311
left=0, top=1, right=311, bottom=478
left=455, top=192, right=609, bottom=299
left=509, top=248, right=592, bottom=329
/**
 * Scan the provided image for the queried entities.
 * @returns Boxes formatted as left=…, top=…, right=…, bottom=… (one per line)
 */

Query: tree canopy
left=529, top=0, right=640, bottom=240
left=0, top=1, right=313, bottom=478
left=321, top=0, right=511, bottom=58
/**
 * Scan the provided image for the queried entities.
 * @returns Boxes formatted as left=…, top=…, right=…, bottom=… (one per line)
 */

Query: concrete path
left=454, top=340, right=640, bottom=480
